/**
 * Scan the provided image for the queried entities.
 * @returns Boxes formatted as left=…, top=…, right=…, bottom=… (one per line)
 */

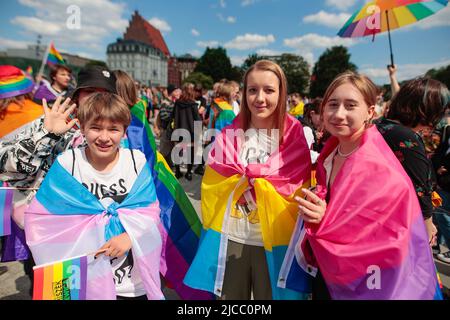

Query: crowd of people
left=0, top=58, right=449, bottom=300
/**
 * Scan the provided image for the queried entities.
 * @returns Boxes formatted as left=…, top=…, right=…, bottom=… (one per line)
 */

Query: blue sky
left=0, top=0, right=449, bottom=84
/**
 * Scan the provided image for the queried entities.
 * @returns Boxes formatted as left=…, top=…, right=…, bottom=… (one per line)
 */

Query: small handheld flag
left=47, top=42, right=65, bottom=66
left=33, top=254, right=88, bottom=300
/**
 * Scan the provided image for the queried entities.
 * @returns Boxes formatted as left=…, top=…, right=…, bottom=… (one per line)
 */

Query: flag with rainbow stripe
left=47, top=42, right=65, bottom=66
left=124, top=100, right=212, bottom=299
left=184, top=115, right=312, bottom=299
left=0, top=182, right=13, bottom=237
left=33, top=254, right=88, bottom=300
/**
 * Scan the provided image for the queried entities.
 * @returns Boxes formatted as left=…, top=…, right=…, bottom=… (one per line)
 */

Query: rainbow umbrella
left=338, top=0, right=449, bottom=66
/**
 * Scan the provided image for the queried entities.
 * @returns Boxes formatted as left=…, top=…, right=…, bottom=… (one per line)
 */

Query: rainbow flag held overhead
left=47, top=42, right=65, bottom=66
left=33, top=255, right=88, bottom=300
left=0, top=182, right=13, bottom=237
left=124, top=100, right=212, bottom=299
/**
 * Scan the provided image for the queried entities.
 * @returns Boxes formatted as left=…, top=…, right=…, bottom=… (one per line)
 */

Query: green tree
left=241, top=53, right=263, bottom=73
left=194, top=47, right=233, bottom=82
left=182, top=72, right=214, bottom=89
left=426, top=65, right=450, bottom=89
left=310, top=46, right=357, bottom=98
left=274, top=54, right=310, bottom=95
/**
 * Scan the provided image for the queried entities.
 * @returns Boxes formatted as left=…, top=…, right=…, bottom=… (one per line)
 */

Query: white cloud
left=230, top=56, right=247, bottom=66
left=256, top=49, right=283, bottom=56
left=361, top=59, right=450, bottom=84
left=241, top=0, right=260, bottom=6
left=284, top=33, right=358, bottom=50
left=197, top=40, right=220, bottom=48
left=227, top=16, right=236, bottom=24
left=225, top=34, right=275, bottom=50
left=0, top=37, right=29, bottom=49
left=148, top=17, right=172, bottom=33
left=12, top=16, right=62, bottom=36
left=220, top=0, right=226, bottom=8
left=189, top=49, right=202, bottom=57
left=325, top=0, right=359, bottom=11
left=303, top=10, right=351, bottom=28
left=191, top=28, right=200, bottom=37
left=13, top=0, right=128, bottom=59
left=217, top=13, right=236, bottom=24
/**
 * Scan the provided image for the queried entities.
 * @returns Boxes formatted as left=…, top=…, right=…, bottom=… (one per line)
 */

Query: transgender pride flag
left=25, top=160, right=164, bottom=300
left=0, top=182, right=13, bottom=236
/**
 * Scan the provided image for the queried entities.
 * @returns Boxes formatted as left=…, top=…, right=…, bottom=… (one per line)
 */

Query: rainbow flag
left=0, top=182, right=13, bottom=236
left=210, top=98, right=236, bottom=132
left=25, top=160, right=164, bottom=300
left=25, top=66, right=33, bottom=77
left=291, top=126, right=443, bottom=299
left=47, top=42, right=65, bottom=66
left=184, top=115, right=312, bottom=299
left=33, top=255, right=88, bottom=300
left=123, top=100, right=212, bottom=299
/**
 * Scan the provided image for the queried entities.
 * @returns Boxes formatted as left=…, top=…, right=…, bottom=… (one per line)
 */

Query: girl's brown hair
left=78, top=92, right=131, bottom=129
left=321, top=71, right=378, bottom=120
left=179, top=82, right=196, bottom=102
left=240, top=60, right=288, bottom=142
left=113, top=70, right=138, bottom=108
left=387, top=77, right=449, bottom=128
left=0, top=93, right=33, bottom=119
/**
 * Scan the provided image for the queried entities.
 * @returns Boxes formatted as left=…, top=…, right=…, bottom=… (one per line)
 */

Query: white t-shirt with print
left=227, top=128, right=278, bottom=246
left=58, top=147, right=147, bottom=298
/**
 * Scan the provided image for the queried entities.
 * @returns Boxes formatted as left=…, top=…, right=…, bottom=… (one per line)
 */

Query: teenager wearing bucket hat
left=0, top=65, right=44, bottom=140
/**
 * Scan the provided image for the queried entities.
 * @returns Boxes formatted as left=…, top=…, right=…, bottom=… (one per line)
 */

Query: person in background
left=34, top=64, right=72, bottom=105
left=377, top=77, right=449, bottom=249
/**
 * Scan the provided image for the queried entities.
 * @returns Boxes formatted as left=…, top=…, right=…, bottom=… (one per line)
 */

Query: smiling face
left=323, top=83, right=375, bottom=140
left=246, top=69, right=280, bottom=129
left=81, top=118, right=125, bottom=165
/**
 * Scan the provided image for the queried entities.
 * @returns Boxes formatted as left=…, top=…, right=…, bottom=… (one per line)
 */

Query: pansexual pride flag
left=33, top=255, right=88, bottom=300
left=292, top=126, right=442, bottom=300
left=0, top=182, right=13, bottom=236
left=47, top=42, right=65, bottom=66
left=184, top=115, right=312, bottom=299
left=122, top=100, right=211, bottom=299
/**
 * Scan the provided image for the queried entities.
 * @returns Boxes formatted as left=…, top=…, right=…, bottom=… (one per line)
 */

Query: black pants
left=312, top=269, right=331, bottom=300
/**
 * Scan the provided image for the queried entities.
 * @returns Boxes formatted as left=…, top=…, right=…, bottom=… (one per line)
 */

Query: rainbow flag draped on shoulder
left=125, top=100, right=212, bottom=299
left=210, top=98, right=236, bottom=132
left=288, top=126, right=442, bottom=300
left=33, top=254, right=88, bottom=300
left=184, top=115, right=312, bottom=299
left=25, top=160, right=164, bottom=300
left=47, top=42, right=65, bottom=66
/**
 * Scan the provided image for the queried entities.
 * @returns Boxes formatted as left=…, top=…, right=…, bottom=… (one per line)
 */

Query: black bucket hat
left=71, top=65, right=117, bottom=100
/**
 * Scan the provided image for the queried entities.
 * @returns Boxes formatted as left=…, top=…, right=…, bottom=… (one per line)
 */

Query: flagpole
left=37, top=41, right=51, bottom=79
left=385, top=10, right=395, bottom=68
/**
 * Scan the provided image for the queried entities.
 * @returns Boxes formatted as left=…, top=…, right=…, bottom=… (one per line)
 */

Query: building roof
left=123, top=11, right=170, bottom=57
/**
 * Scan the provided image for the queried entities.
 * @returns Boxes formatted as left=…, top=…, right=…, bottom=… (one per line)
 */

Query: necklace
left=337, top=145, right=359, bottom=158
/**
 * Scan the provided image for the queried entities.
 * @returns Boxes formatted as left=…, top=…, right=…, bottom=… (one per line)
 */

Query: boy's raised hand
left=43, top=96, right=78, bottom=136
